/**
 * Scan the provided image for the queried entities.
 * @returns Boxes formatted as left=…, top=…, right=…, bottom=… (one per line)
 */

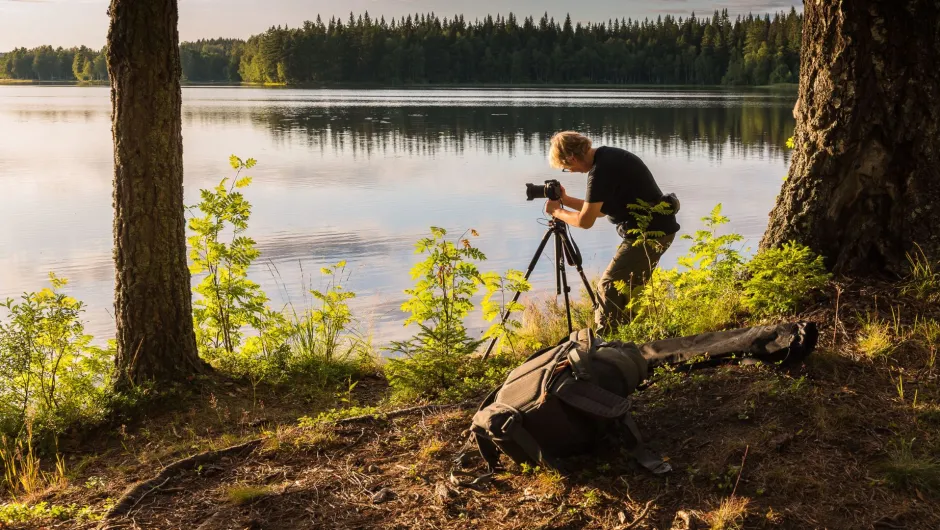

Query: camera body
left=526, top=179, right=563, bottom=201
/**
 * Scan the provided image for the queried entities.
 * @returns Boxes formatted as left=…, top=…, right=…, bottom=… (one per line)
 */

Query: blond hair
left=549, top=131, right=592, bottom=169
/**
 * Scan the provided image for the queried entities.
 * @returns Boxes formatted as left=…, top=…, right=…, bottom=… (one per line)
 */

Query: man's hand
left=545, top=199, right=562, bottom=217
left=558, top=183, right=568, bottom=202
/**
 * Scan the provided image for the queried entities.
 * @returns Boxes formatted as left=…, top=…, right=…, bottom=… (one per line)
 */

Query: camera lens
left=526, top=183, right=547, bottom=201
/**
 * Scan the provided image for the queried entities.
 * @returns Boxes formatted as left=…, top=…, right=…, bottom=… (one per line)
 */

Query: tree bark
left=107, top=0, right=204, bottom=384
left=761, top=0, right=940, bottom=274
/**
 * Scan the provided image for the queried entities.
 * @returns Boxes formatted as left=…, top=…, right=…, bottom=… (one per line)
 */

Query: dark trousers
left=595, top=232, right=676, bottom=335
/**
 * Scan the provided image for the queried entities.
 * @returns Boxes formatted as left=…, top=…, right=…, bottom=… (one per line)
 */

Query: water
left=0, top=86, right=795, bottom=344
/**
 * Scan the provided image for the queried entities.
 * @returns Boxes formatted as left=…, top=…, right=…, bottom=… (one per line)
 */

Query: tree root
left=100, top=399, right=478, bottom=525
left=329, top=400, right=477, bottom=426
left=102, top=438, right=263, bottom=521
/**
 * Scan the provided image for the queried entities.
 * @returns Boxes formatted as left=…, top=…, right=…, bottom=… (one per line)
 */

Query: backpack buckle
left=500, top=414, right=516, bottom=433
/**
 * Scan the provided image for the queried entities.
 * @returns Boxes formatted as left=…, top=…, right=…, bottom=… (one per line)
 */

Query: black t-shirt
left=584, top=146, right=680, bottom=236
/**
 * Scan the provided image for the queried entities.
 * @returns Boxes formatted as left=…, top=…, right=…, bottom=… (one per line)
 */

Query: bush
left=0, top=274, right=112, bottom=443
left=386, top=227, right=530, bottom=401
left=743, top=241, right=830, bottom=318
left=188, top=156, right=375, bottom=392
left=613, top=204, right=829, bottom=343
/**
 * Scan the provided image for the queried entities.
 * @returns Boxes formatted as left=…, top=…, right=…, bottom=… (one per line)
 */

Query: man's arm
left=547, top=200, right=604, bottom=229
left=561, top=191, right=585, bottom=211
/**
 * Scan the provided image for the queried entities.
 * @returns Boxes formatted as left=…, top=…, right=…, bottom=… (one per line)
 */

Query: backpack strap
left=567, top=328, right=596, bottom=381
left=552, top=377, right=631, bottom=418
left=620, top=414, right=672, bottom=474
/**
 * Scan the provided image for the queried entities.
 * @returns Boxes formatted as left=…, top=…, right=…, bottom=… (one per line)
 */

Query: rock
left=372, top=487, right=396, bottom=504
left=434, top=482, right=455, bottom=504
left=671, top=510, right=700, bottom=530
left=771, top=433, right=794, bottom=452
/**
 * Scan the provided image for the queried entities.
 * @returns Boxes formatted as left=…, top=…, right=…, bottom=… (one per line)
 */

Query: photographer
left=544, top=131, right=680, bottom=335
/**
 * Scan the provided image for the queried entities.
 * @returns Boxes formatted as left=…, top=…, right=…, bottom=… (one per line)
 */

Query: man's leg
left=595, top=233, right=676, bottom=335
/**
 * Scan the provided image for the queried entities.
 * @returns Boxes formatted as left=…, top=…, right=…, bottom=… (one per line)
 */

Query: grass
left=0, top=431, right=67, bottom=499
left=856, top=312, right=895, bottom=359
left=882, top=438, right=940, bottom=495
left=419, top=439, right=445, bottom=460
left=902, top=243, right=940, bottom=303
left=225, top=484, right=273, bottom=505
left=519, top=290, right=595, bottom=349
left=707, top=497, right=751, bottom=530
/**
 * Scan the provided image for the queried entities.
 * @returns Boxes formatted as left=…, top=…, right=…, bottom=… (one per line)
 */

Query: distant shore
left=0, top=78, right=799, bottom=92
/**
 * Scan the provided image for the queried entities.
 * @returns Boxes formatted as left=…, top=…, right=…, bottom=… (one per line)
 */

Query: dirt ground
left=8, top=280, right=940, bottom=530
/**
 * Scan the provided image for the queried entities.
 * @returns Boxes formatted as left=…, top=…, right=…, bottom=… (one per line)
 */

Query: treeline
left=235, top=9, right=802, bottom=85
left=0, top=46, right=108, bottom=81
left=2, top=9, right=802, bottom=86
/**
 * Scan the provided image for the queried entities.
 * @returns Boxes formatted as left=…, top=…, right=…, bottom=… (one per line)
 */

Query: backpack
left=451, top=321, right=817, bottom=486
left=452, top=329, right=670, bottom=486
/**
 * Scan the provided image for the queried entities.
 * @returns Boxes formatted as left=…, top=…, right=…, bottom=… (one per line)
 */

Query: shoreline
left=0, top=79, right=798, bottom=91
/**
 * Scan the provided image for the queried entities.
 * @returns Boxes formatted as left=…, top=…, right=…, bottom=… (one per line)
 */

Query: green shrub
left=612, top=204, right=829, bottom=343
left=283, top=261, right=377, bottom=387
left=0, top=274, right=112, bottom=442
left=188, top=156, right=373, bottom=391
left=386, top=227, right=529, bottom=401
left=0, top=502, right=99, bottom=524
left=615, top=204, right=745, bottom=342
left=188, top=155, right=288, bottom=375
left=743, top=241, right=830, bottom=317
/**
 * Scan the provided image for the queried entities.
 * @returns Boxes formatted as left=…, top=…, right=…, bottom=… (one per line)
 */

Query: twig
left=731, top=444, right=750, bottom=497
left=624, top=498, right=656, bottom=530
left=833, top=284, right=843, bottom=347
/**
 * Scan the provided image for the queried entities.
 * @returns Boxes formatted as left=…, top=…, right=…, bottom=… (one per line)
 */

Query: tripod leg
left=481, top=227, right=554, bottom=360
left=559, top=231, right=599, bottom=310
left=557, top=247, right=574, bottom=335
left=554, top=229, right=563, bottom=296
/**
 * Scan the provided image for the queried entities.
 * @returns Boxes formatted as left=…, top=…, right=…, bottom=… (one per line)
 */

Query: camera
left=526, top=179, right=562, bottom=201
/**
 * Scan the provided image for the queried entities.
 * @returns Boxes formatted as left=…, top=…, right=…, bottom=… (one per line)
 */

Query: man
left=544, top=131, right=680, bottom=335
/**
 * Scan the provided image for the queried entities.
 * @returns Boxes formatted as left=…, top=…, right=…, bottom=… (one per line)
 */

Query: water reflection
left=182, top=102, right=794, bottom=163
left=0, top=86, right=795, bottom=343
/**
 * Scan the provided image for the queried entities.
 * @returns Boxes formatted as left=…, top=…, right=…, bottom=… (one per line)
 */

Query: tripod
left=482, top=219, right=598, bottom=360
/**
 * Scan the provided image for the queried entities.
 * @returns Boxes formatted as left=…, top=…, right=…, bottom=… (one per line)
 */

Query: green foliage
left=225, top=484, right=273, bottom=505
left=743, top=242, right=830, bottom=317
left=386, top=228, right=486, bottom=400
left=386, top=228, right=527, bottom=401
left=0, top=45, right=107, bottom=82
left=187, top=156, right=375, bottom=391
left=298, top=405, right=381, bottom=427
left=0, top=274, right=112, bottom=442
left=479, top=269, right=532, bottom=355
left=616, top=204, right=744, bottom=342
left=614, top=204, right=829, bottom=342
left=284, top=261, right=375, bottom=387
left=901, top=243, right=940, bottom=303
left=856, top=313, right=895, bottom=360
left=0, top=502, right=100, bottom=524
left=881, top=438, right=940, bottom=495
left=187, top=156, right=291, bottom=384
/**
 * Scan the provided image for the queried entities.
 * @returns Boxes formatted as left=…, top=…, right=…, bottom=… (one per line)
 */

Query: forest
left=1, top=8, right=802, bottom=86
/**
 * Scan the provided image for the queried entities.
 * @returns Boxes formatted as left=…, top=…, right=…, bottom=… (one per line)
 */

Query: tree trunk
left=761, top=0, right=940, bottom=274
left=107, top=0, right=205, bottom=384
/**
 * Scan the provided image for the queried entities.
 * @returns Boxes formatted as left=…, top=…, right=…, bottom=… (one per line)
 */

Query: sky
left=0, top=0, right=802, bottom=51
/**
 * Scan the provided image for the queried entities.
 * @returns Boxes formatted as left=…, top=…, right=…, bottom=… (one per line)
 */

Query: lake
left=0, top=86, right=795, bottom=344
